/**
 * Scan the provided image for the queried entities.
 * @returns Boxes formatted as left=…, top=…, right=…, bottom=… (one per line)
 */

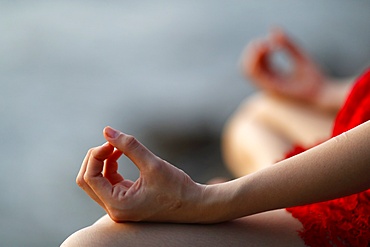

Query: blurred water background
left=1, top=1, right=370, bottom=246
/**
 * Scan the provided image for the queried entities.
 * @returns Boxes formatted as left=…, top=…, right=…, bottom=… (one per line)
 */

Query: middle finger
left=76, top=143, right=112, bottom=209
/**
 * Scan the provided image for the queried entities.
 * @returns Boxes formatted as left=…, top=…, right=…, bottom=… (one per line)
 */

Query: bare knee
left=61, top=226, right=100, bottom=247
left=61, top=215, right=166, bottom=247
left=222, top=91, right=334, bottom=176
left=61, top=215, right=124, bottom=247
left=61, top=212, right=305, bottom=247
left=222, top=93, right=292, bottom=176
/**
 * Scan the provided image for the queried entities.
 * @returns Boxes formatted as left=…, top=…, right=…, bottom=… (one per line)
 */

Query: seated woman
left=61, top=29, right=370, bottom=247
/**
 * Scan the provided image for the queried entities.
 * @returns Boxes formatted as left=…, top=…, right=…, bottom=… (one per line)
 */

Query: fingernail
left=105, top=126, right=119, bottom=139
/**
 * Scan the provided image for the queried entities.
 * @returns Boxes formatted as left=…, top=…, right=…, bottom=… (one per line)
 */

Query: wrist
left=193, top=181, right=240, bottom=224
left=176, top=182, right=219, bottom=224
left=316, top=77, right=352, bottom=112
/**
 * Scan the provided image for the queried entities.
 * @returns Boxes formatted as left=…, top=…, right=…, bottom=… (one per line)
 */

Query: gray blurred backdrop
left=1, top=1, right=369, bottom=246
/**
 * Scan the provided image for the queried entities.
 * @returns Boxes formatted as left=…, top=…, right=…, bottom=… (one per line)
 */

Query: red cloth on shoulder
left=332, top=69, right=370, bottom=136
left=285, top=69, right=370, bottom=247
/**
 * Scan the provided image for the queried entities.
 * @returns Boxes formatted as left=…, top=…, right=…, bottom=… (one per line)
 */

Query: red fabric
left=285, top=69, right=370, bottom=247
left=332, top=69, right=370, bottom=137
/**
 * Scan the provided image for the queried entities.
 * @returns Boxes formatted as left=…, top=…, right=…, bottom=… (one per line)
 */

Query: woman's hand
left=76, top=126, right=205, bottom=223
left=241, top=28, right=328, bottom=105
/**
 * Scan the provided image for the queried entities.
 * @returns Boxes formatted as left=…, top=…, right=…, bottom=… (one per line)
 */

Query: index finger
left=270, top=28, right=306, bottom=62
left=103, top=126, right=159, bottom=171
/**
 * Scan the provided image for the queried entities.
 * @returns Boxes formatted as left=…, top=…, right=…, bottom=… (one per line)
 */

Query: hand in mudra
left=76, top=126, right=204, bottom=223
left=241, top=28, right=327, bottom=104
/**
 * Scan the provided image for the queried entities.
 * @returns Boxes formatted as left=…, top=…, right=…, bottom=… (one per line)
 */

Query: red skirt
left=285, top=69, right=370, bottom=247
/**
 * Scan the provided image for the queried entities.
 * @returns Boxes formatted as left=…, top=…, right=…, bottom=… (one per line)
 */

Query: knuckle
left=108, top=210, right=121, bottom=223
left=145, top=157, right=162, bottom=171
left=83, top=173, right=93, bottom=184
left=90, top=147, right=100, bottom=158
left=76, top=176, right=85, bottom=187
left=108, top=209, right=128, bottom=223
left=108, top=206, right=142, bottom=223
left=87, top=147, right=95, bottom=156
left=123, top=135, right=140, bottom=150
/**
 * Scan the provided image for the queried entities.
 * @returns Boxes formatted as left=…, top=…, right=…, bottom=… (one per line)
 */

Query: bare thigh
left=61, top=209, right=305, bottom=247
left=222, top=92, right=335, bottom=176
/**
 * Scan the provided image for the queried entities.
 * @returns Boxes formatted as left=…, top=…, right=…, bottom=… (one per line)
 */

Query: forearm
left=198, top=120, right=370, bottom=223
left=316, top=77, right=354, bottom=112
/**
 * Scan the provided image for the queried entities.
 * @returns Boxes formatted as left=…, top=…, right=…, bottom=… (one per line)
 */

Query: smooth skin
left=78, top=123, right=370, bottom=224
left=240, top=28, right=352, bottom=111
left=223, top=28, right=353, bottom=176
left=62, top=29, right=369, bottom=246
left=62, top=121, right=370, bottom=246
left=63, top=210, right=303, bottom=247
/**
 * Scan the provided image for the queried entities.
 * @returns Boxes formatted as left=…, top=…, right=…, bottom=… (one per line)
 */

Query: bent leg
left=61, top=209, right=304, bottom=247
left=222, top=92, right=335, bottom=177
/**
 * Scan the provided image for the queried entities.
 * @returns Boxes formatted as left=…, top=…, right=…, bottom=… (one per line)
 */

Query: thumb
left=103, top=126, right=156, bottom=171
